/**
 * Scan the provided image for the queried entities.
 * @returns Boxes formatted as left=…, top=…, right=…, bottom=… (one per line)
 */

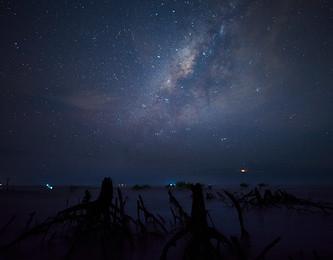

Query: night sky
left=1, top=0, right=332, bottom=185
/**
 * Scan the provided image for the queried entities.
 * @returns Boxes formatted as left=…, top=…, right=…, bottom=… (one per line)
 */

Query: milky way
left=1, top=0, right=332, bottom=184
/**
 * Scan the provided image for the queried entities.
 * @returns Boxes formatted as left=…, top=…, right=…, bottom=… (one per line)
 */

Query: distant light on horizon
left=46, top=183, right=53, bottom=190
left=240, top=168, right=248, bottom=174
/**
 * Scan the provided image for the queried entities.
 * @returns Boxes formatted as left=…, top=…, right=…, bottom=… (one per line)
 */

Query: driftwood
left=255, top=237, right=281, bottom=260
left=4, top=181, right=329, bottom=259
left=137, top=194, right=167, bottom=234
left=162, top=184, right=282, bottom=260
left=168, top=189, right=190, bottom=226
left=236, top=186, right=333, bottom=214
left=161, top=183, right=232, bottom=260
left=1, top=178, right=136, bottom=258
left=0, top=215, right=16, bottom=235
left=224, top=190, right=249, bottom=239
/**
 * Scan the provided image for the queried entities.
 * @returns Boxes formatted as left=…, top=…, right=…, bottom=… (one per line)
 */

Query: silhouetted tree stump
left=161, top=183, right=231, bottom=260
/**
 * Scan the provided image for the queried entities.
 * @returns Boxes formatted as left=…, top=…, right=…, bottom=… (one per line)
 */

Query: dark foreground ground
left=0, top=184, right=332, bottom=259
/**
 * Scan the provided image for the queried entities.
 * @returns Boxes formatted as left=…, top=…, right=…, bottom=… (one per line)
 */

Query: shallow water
left=0, top=185, right=332, bottom=259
